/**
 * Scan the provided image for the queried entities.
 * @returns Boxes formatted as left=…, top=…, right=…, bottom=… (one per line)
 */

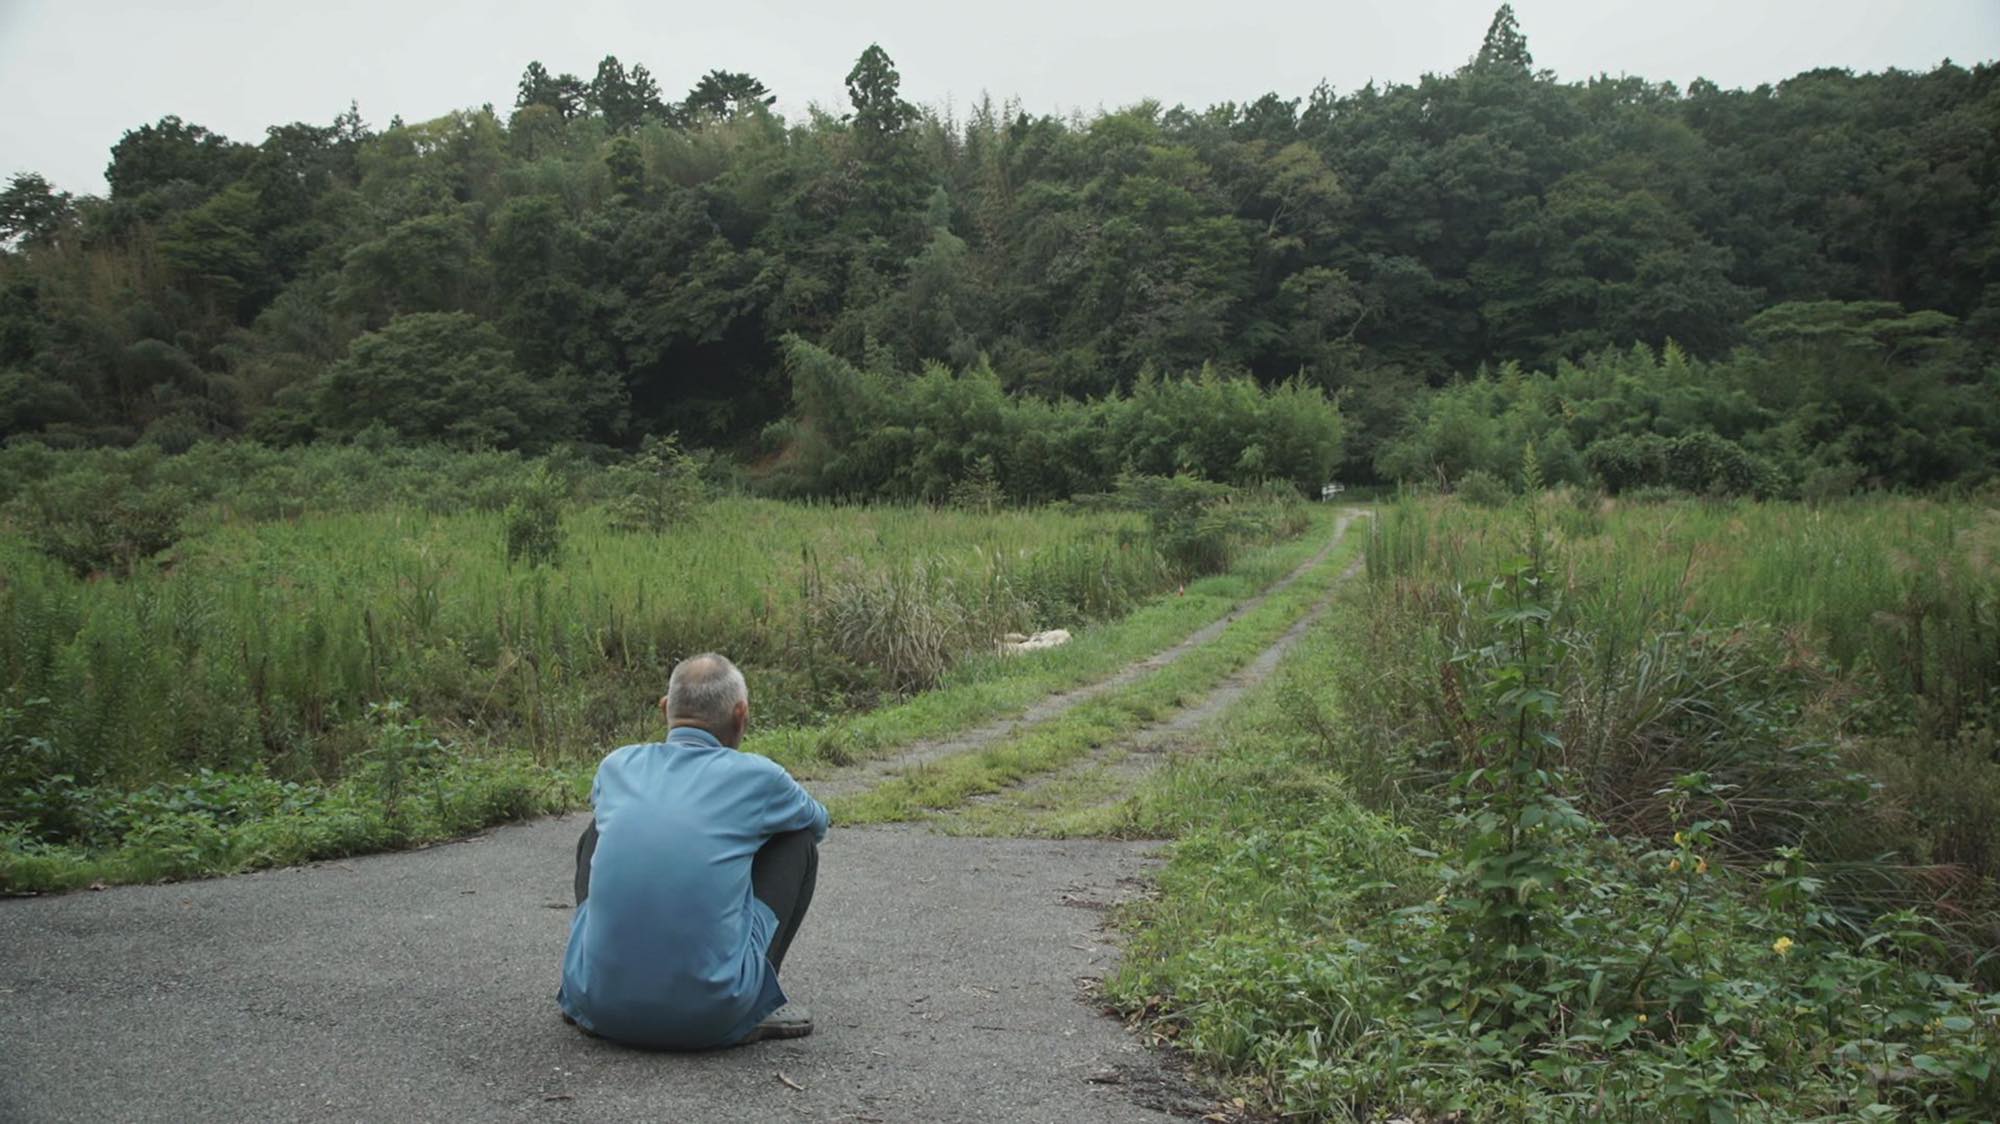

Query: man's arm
left=758, top=761, right=830, bottom=842
left=574, top=820, right=598, bottom=905
left=572, top=749, right=621, bottom=905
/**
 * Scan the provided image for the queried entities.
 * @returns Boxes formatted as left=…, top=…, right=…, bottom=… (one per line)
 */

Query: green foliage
left=0, top=443, right=1308, bottom=883
left=1378, top=336, right=1980, bottom=497
left=0, top=743, right=582, bottom=892
left=771, top=338, right=1344, bottom=502
left=4, top=448, right=192, bottom=575
left=1583, top=429, right=1779, bottom=496
left=845, top=44, right=917, bottom=153
left=1358, top=495, right=2000, bottom=964
left=603, top=434, right=705, bottom=533
left=0, top=462, right=1331, bottom=890
left=4, top=29, right=1992, bottom=493
left=1453, top=468, right=1512, bottom=507
left=682, top=70, right=775, bottom=120
left=0, top=173, right=76, bottom=249
left=317, top=313, right=572, bottom=450
left=1475, top=3, right=1534, bottom=70
left=944, top=457, right=1004, bottom=514
left=1110, top=472, right=1250, bottom=578
left=1114, top=501, right=2000, bottom=1119
left=501, top=462, right=566, bottom=566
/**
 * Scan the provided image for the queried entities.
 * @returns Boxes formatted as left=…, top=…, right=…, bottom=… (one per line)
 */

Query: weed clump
left=604, top=435, right=705, bottom=534
left=502, top=463, right=566, bottom=567
left=6, top=454, right=191, bottom=576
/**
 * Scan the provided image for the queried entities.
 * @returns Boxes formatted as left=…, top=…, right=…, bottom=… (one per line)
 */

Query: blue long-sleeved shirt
left=557, top=727, right=829, bottom=1048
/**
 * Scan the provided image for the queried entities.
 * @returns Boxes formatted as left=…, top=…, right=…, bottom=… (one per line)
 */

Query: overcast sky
left=3, top=0, right=1996, bottom=196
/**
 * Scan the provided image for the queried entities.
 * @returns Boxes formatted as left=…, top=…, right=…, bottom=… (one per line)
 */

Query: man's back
left=558, top=727, right=829, bottom=1049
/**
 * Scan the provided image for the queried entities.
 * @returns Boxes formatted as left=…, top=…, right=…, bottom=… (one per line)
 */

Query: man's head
left=662, top=652, right=749, bottom=746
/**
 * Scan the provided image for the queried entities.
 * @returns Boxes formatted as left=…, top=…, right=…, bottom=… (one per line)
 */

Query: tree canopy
left=0, top=11, right=1994, bottom=496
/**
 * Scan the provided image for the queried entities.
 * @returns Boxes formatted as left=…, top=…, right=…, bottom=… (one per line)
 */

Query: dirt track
left=807, top=510, right=1358, bottom=800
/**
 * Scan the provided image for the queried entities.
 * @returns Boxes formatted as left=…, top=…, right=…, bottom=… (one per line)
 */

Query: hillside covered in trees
left=0, top=7, right=1995, bottom=494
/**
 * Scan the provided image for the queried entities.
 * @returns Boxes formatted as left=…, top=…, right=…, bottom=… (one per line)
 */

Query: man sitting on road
left=559, top=652, right=829, bottom=1048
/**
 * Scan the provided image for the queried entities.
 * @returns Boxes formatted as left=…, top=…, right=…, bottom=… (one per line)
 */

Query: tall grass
left=1105, top=494, right=2000, bottom=1120
left=1352, top=491, right=2000, bottom=970
left=0, top=497, right=1194, bottom=792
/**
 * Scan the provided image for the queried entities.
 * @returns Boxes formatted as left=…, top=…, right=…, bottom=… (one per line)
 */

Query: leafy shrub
left=944, top=456, right=1004, bottom=513
left=1585, top=430, right=1777, bottom=497
left=6, top=457, right=192, bottom=576
left=1111, top=472, right=1259, bottom=578
left=502, top=462, right=566, bottom=566
left=1583, top=432, right=1669, bottom=494
left=1663, top=429, right=1778, bottom=496
left=1453, top=467, right=1512, bottom=507
left=604, top=434, right=705, bottom=533
left=0, top=697, right=68, bottom=838
left=317, top=312, right=574, bottom=451
left=771, top=337, right=1343, bottom=502
left=0, top=751, right=582, bottom=892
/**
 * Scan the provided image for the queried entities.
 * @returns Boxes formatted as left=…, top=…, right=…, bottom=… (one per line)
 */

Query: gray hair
left=666, top=652, right=748, bottom=730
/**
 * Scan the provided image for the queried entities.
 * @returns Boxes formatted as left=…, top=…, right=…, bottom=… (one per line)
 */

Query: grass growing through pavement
left=933, top=745, right=1152, bottom=838
left=827, top=518, right=1360, bottom=823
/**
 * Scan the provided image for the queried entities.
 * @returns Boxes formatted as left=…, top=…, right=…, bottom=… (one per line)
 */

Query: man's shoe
left=739, top=1003, right=813, bottom=1044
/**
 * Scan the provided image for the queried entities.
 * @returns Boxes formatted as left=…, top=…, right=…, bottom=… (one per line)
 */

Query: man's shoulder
left=595, top=741, right=663, bottom=776
left=727, top=749, right=791, bottom=778
left=725, top=750, right=813, bottom=793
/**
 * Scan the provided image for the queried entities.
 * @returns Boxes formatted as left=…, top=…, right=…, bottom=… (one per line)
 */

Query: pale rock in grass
left=998, top=629, right=1072, bottom=655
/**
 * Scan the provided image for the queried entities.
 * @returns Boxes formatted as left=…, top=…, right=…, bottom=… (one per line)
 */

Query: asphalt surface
left=1, top=817, right=1194, bottom=1123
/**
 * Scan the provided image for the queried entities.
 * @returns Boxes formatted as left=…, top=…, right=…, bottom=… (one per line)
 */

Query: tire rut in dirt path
left=804, top=511, right=1365, bottom=802
left=945, top=529, right=1369, bottom=826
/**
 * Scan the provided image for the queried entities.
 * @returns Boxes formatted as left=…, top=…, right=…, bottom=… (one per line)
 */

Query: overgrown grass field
left=0, top=443, right=1321, bottom=891
left=1114, top=491, right=2000, bottom=1121
left=1, top=499, right=1168, bottom=777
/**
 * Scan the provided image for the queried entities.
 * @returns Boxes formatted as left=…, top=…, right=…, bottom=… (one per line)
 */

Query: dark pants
left=573, top=822, right=819, bottom=972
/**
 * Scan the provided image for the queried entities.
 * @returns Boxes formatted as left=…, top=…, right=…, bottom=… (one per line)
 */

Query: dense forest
left=0, top=7, right=1995, bottom=494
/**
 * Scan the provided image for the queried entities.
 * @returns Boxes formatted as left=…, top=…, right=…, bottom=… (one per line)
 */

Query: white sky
left=2, top=0, right=1996, bottom=196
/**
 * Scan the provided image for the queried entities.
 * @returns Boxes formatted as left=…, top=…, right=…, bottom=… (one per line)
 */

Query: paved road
left=1, top=816, right=1196, bottom=1123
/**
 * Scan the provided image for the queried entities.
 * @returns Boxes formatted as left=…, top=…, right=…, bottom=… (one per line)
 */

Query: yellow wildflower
left=1673, top=831, right=1686, bottom=846
left=1637, top=1014, right=1648, bottom=1025
left=1773, top=936, right=1795, bottom=957
left=1667, top=858, right=1682, bottom=873
left=1695, top=857, right=1709, bottom=876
